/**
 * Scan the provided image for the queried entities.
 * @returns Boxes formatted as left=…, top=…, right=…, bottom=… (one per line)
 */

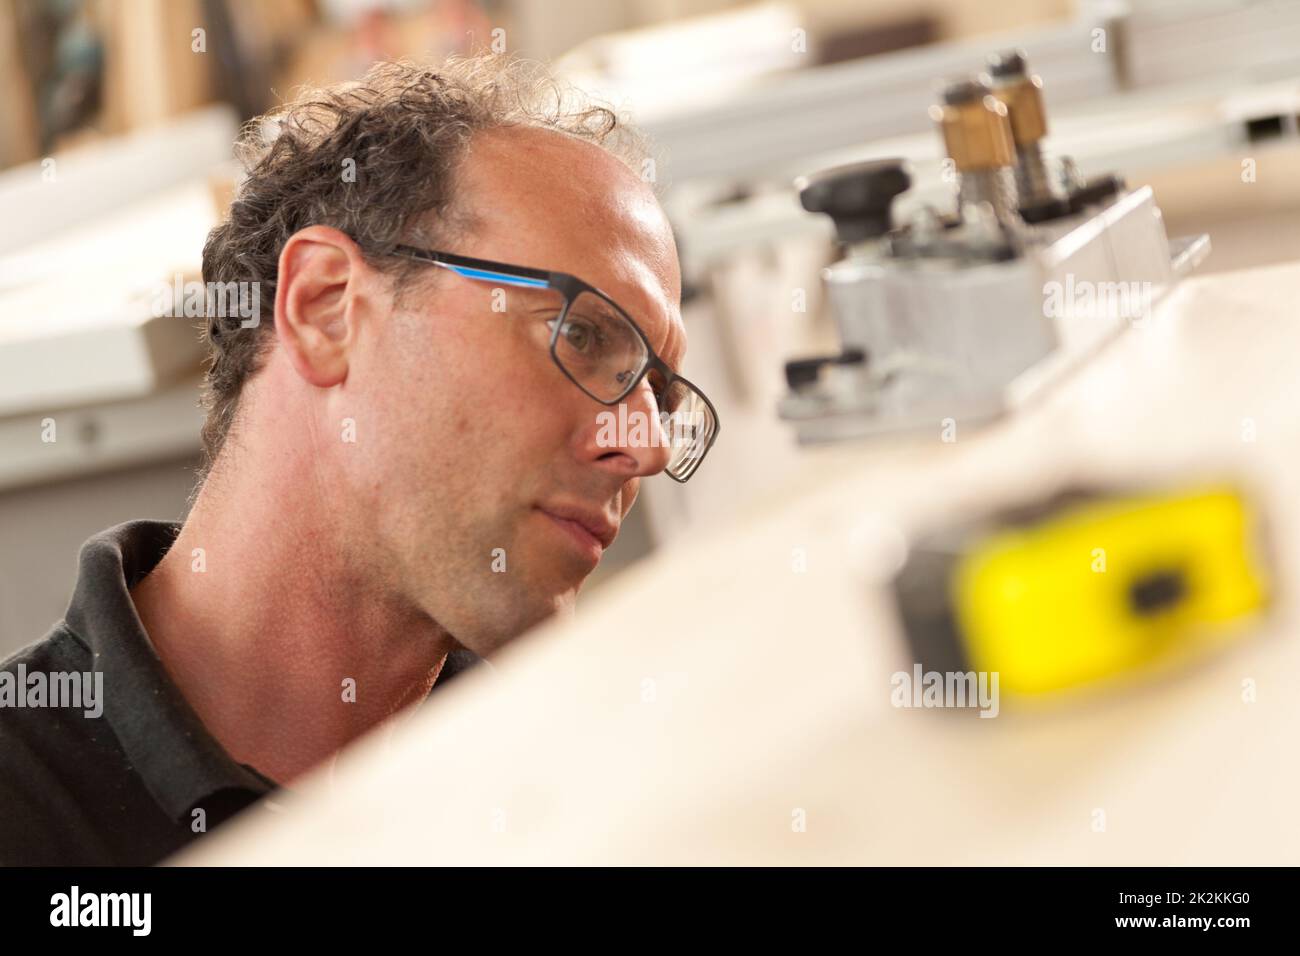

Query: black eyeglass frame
left=391, top=244, right=720, bottom=482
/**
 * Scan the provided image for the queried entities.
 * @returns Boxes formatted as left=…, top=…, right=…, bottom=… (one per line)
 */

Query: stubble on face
left=348, top=125, right=683, bottom=657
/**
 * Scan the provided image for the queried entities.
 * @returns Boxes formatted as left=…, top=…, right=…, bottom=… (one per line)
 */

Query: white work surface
left=181, top=257, right=1300, bottom=865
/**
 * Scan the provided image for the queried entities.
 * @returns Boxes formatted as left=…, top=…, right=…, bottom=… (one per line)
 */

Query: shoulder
left=0, top=624, right=112, bottom=865
left=1, top=622, right=90, bottom=673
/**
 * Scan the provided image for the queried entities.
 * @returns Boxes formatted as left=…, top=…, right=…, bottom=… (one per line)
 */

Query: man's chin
left=528, top=581, right=580, bottom=626
left=466, top=584, right=580, bottom=658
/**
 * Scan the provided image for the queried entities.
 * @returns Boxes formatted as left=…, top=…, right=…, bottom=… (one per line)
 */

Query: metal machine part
left=930, top=77, right=1018, bottom=226
left=985, top=49, right=1070, bottom=223
left=779, top=49, right=1208, bottom=445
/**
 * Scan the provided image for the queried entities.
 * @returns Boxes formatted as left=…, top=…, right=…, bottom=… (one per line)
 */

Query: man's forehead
left=453, top=126, right=686, bottom=366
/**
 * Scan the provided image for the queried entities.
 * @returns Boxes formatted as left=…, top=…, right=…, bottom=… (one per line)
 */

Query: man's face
left=348, top=126, right=685, bottom=656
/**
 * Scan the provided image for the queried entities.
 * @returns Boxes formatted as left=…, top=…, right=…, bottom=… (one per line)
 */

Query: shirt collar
left=62, top=520, right=276, bottom=824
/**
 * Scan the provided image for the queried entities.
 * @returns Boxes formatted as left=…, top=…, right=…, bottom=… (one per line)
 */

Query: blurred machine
left=780, top=51, right=1209, bottom=442
left=640, top=3, right=1300, bottom=551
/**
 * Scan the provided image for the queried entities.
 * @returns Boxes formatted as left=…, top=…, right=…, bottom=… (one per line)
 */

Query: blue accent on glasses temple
left=442, top=263, right=549, bottom=288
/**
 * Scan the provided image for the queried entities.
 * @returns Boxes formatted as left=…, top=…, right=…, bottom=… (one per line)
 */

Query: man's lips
left=535, top=504, right=619, bottom=553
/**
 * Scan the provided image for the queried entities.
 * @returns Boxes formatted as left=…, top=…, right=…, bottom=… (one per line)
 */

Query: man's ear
left=274, top=225, right=370, bottom=388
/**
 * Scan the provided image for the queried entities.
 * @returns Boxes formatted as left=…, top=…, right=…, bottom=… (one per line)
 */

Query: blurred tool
left=894, top=485, right=1272, bottom=697
left=779, top=49, right=1211, bottom=443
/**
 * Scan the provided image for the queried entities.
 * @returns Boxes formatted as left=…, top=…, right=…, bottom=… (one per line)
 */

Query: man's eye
left=555, top=316, right=612, bottom=361
left=546, top=317, right=589, bottom=352
left=565, top=319, right=595, bottom=351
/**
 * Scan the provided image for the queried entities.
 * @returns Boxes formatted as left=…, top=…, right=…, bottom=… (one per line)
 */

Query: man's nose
left=580, top=377, right=674, bottom=479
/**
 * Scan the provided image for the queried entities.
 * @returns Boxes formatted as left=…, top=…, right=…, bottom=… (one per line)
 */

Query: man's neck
left=130, top=465, right=456, bottom=787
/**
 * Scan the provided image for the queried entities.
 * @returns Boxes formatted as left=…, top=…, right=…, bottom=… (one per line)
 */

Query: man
left=0, top=56, right=718, bottom=865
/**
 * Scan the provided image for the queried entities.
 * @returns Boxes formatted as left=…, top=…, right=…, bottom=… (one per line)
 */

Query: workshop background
left=2, top=0, right=1300, bottom=660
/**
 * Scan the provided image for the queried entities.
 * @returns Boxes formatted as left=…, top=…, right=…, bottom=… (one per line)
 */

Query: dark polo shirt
left=0, top=520, right=483, bottom=866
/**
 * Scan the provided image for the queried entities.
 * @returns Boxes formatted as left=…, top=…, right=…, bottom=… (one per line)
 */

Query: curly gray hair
left=198, top=55, right=648, bottom=480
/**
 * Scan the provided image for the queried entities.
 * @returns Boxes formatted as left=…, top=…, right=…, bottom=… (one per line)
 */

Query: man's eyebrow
left=580, top=272, right=680, bottom=371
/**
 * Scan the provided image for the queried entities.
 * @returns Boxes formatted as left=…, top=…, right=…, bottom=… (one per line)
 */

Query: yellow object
left=952, top=487, right=1269, bottom=695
